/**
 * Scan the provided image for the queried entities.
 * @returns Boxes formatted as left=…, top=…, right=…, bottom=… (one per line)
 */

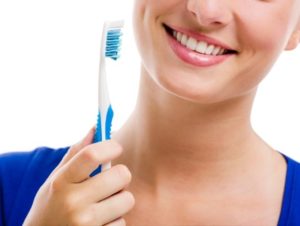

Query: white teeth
left=181, top=34, right=188, bottom=46
left=173, top=30, right=177, bottom=37
left=176, top=32, right=182, bottom=41
left=212, top=46, right=221, bottom=56
left=205, top=45, right=215, bottom=55
left=186, top=37, right=197, bottom=51
left=196, top=41, right=207, bottom=54
left=172, top=30, right=227, bottom=56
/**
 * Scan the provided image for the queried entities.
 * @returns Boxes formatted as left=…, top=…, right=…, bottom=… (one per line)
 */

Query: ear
left=285, top=21, right=300, bottom=51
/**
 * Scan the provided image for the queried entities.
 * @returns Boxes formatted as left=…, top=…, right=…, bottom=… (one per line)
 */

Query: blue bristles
left=105, top=29, right=123, bottom=60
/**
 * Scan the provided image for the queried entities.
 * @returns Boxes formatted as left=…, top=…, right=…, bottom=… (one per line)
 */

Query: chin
left=154, top=68, right=230, bottom=104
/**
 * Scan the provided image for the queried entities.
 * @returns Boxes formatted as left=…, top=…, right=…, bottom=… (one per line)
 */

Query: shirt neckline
left=277, top=153, right=296, bottom=226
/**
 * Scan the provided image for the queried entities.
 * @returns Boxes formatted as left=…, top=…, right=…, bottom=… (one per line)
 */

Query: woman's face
left=133, top=0, right=300, bottom=104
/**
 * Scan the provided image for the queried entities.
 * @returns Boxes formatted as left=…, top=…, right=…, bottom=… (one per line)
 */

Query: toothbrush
left=93, top=20, right=124, bottom=173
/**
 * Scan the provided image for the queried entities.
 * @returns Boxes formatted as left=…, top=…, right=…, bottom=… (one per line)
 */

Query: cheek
left=232, top=3, right=295, bottom=92
left=132, top=0, right=166, bottom=79
left=133, top=0, right=153, bottom=57
left=133, top=0, right=182, bottom=65
left=132, top=0, right=151, bottom=66
left=238, top=1, right=295, bottom=55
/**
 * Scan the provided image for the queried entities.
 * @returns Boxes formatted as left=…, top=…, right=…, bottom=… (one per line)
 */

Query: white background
left=0, top=0, right=300, bottom=162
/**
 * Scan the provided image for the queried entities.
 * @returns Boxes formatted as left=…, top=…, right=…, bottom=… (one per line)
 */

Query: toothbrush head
left=104, top=21, right=124, bottom=61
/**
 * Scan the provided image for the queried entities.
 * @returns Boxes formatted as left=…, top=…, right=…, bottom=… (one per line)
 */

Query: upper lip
left=164, top=24, right=238, bottom=53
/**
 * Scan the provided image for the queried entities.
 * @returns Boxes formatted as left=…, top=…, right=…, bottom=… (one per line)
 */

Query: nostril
left=190, top=11, right=197, bottom=18
left=186, top=0, right=198, bottom=16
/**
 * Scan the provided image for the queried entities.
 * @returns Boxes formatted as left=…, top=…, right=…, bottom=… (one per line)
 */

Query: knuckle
left=80, top=147, right=99, bottom=165
left=68, top=212, right=92, bottom=226
left=48, top=177, right=64, bottom=194
left=65, top=203, right=95, bottom=226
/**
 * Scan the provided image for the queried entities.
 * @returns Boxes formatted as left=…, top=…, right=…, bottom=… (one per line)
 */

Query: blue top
left=0, top=147, right=299, bottom=226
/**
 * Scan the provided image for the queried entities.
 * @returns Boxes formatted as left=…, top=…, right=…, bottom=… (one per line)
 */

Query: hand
left=23, top=128, right=135, bottom=226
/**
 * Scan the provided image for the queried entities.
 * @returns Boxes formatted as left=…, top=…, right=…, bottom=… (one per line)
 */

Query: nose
left=187, top=0, right=233, bottom=28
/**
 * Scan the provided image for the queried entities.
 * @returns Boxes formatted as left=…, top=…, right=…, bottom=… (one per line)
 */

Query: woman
left=1, top=0, right=300, bottom=225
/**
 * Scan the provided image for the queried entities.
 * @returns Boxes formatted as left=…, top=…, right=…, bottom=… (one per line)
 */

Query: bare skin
left=109, top=0, right=300, bottom=223
left=111, top=69, right=287, bottom=225
left=24, top=0, right=300, bottom=225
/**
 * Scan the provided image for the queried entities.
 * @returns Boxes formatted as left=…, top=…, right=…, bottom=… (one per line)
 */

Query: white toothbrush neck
left=99, top=61, right=110, bottom=140
left=99, top=61, right=110, bottom=108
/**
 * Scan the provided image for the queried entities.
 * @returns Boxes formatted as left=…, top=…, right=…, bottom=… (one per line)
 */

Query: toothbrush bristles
left=106, top=29, right=123, bottom=60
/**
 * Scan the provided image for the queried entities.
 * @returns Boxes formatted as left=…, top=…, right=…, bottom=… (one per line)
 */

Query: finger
left=62, top=140, right=123, bottom=183
left=51, top=127, right=95, bottom=177
left=92, top=190, right=135, bottom=225
left=78, top=165, right=132, bottom=203
left=60, top=127, right=95, bottom=166
left=104, top=218, right=126, bottom=226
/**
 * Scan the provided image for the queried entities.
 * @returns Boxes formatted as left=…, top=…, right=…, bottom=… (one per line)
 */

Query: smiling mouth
left=163, top=24, right=238, bottom=56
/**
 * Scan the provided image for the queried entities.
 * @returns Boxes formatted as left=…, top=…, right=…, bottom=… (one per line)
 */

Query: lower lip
left=166, top=32, right=234, bottom=67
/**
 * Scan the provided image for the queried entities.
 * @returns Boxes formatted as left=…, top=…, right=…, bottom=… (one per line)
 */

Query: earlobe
left=285, top=28, right=300, bottom=51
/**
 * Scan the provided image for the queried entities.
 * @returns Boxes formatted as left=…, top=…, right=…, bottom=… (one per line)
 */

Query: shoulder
left=281, top=154, right=300, bottom=225
left=288, top=156, right=300, bottom=218
left=0, top=146, right=69, bottom=226
left=0, top=146, right=68, bottom=189
left=0, top=146, right=68, bottom=171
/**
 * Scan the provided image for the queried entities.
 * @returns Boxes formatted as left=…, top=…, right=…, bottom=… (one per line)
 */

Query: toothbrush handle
left=92, top=105, right=114, bottom=175
left=93, top=105, right=114, bottom=142
left=101, top=105, right=114, bottom=171
left=104, top=105, right=114, bottom=140
left=93, top=111, right=103, bottom=143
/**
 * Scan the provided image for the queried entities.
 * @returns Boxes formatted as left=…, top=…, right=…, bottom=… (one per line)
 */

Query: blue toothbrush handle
left=91, top=105, right=114, bottom=175
left=93, top=111, right=103, bottom=143
left=93, top=105, right=114, bottom=142
left=105, top=105, right=114, bottom=140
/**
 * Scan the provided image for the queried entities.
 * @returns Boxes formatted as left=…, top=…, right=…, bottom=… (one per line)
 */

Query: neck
left=113, top=67, right=274, bottom=193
